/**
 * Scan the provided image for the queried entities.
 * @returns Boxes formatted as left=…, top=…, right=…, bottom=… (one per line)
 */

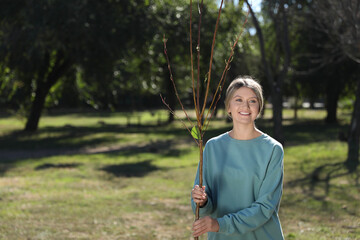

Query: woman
left=191, top=76, right=284, bottom=240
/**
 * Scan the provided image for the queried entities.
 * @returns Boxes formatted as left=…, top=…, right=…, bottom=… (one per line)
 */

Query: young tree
left=162, top=1, right=248, bottom=239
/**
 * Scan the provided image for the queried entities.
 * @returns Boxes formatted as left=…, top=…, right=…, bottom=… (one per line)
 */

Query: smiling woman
left=191, top=76, right=284, bottom=240
left=225, top=77, right=264, bottom=122
left=227, top=86, right=260, bottom=125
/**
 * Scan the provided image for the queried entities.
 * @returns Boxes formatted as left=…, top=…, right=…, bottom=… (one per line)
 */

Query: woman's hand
left=192, top=216, right=220, bottom=237
left=191, top=185, right=207, bottom=207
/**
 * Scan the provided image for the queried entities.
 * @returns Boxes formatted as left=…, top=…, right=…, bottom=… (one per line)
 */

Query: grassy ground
left=0, top=109, right=359, bottom=240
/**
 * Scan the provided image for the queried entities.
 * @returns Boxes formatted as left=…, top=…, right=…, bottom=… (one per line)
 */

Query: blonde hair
left=225, top=76, right=264, bottom=118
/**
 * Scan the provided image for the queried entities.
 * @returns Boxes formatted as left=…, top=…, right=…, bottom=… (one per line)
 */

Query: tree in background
left=245, top=0, right=291, bottom=144
left=0, top=0, right=251, bottom=128
left=287, top=0, right=358, bottom=124
left=0, top=0, right=151, bottom=131
left=310, top=0, right=360, bottom=171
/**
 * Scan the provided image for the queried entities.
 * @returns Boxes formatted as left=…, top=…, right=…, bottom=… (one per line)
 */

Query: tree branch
left=163, top=35, right=194, bottom=127
left=200, top=0, right=224, bottom=120
left=160, top=94, right=199, bottom=146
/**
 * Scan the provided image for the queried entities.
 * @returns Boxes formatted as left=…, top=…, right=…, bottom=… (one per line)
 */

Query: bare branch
left=163, top=35, right=194, bottom=127
left=189, top=0, right=199, bottom=122
left=196, top=0, right=204, bottom=122
left=311, top=0, right=360, bottom=63
left=160, top=94, right=199, bottom=146
left=162, top=4, right=249, bottom=237
left=200, top=0, right=224, bottom=121
left=203, top=9, right=250, bottom=131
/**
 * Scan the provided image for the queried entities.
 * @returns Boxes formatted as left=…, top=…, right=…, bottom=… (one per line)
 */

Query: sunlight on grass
left=0, top=109, right=359, bottom=239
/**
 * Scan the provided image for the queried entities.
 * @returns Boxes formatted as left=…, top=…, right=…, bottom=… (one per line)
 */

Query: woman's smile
left=239, top=111, right=251, bottom=116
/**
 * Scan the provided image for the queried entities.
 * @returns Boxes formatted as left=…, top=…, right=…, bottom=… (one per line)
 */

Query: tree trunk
left=245, top=0, right=289, bottom=145
left=325, top=80, right=340, bottom=123
left=293, top=92, right=299, bottom=120
left=24, top=51, right=71, bottom=131
left=272, top=85, right=284, bottom=144
left=345, top=78, right=360, bottom=172
left=25, top=82, right=51, bottom=131
left=325, top=94, right=339, bottom=123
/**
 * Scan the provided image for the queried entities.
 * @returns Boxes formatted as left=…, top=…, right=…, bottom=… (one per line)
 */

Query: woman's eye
left=236, top=99, right=243, bottom=102
left=250, top=100, right=257, bottom=104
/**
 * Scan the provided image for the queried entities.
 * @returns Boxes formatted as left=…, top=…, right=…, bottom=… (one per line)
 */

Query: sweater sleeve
left=191, top=143, right=214, bottom=217
left=216, top=145, right=284, bottom=235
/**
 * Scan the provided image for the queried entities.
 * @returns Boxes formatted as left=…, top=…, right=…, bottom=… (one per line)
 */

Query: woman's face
left=228, top=87, right=259, bottom=125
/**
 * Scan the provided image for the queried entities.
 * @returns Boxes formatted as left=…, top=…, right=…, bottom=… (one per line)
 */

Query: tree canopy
left=0, top=0, right=359, bottom=140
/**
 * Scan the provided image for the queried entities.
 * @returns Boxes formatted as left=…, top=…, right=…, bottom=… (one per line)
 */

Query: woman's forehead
left=233, top=87, right=257, bottom=97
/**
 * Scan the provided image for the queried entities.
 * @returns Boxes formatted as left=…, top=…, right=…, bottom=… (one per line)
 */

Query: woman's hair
left=224, top=76, right=264, bottom=118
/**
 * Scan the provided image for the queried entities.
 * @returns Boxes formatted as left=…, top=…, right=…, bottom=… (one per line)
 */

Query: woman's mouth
left=239, top=112, right=251, bottom=116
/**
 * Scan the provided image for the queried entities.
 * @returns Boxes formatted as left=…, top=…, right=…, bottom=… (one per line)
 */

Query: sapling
left=161, top=1, right=249, bottom=239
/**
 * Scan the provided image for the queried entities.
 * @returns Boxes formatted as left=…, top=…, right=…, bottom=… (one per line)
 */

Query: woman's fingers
left=192, top=191, right=206, bottom=200
left=193, top=225, right=208, bottom=237
left=192, top=185, right=207, bottom=199
left=192, top=185, right=208, bottom=206
left=193, top=220, right=207, bottom=237
left=192, top=216, right=218, bottom=237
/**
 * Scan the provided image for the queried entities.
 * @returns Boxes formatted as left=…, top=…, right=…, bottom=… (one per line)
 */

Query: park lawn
left=0, top=109, right=359, bottom=240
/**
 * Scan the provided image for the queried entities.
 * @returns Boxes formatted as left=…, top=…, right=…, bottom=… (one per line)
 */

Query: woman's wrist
left=212, top=218, right=220, bottom=232
left=199, top=199, right=208, bottom=208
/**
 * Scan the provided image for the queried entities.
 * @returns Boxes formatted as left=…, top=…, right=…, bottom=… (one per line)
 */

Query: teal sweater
left=191, top=132, right=284, bottom=240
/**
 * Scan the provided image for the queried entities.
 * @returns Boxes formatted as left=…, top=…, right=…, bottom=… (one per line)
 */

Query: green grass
left=0, top=108, right=359, bottom=239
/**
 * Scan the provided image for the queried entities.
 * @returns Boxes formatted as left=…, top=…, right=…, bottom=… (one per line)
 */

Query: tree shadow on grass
left=282, top=161, right=360, bottom=221
left=203, top=118, right=348, bottom=147
left=283, top=121, right=348, bottom=147
left=0, top=136, right=188, bottom=176
left=0, top=117, right=345, bottom=152
left=100, top=160, right=160, bottom=178
left=35, top=163, right=82, bottom=170
left=0, top=165, right=12, bottom=177
left=0, top=122, right=191, bottom=152
left=286, top=161, right=359, bottom=202
left=0, top=117, right=351, bottom=177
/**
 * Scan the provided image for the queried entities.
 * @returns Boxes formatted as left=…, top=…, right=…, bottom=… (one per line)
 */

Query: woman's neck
left=229, top=123, right=262, bottom=140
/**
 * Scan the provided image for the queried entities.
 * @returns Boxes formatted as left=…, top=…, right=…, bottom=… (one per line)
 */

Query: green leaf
left=204, top=72, right=209, bottom=84
left=191, top=126, right=201, bottom=140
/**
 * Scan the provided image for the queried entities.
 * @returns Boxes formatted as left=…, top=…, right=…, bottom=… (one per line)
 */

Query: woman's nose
left=240, top=101, right=250, bottom=108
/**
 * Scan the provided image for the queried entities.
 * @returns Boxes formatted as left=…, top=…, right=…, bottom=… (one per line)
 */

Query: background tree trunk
left=245, top=0, right=290, bottom=144
left=272, top=85, right=285, bottom=144
left=346, top=78, right=360, bottom=172
left=24, top=52, right=71, bottom=131
left=325, top=84, right=340, bottom=124
left=25, top=82, right=50, bottom=131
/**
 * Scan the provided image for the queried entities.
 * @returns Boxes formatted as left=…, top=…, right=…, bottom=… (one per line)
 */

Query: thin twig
left=163, top=35, right=194, bottom=127
left=202, top=9, right=250, bottom=133
left=189, top=0, right=199, bottom=122
left=202, top=70, right=229, bottom=135
left=200, top=0, right=224, bottom=121
left=196, top=0, right=204, bottom=122
left=160, top=94, right=199, bottom=146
